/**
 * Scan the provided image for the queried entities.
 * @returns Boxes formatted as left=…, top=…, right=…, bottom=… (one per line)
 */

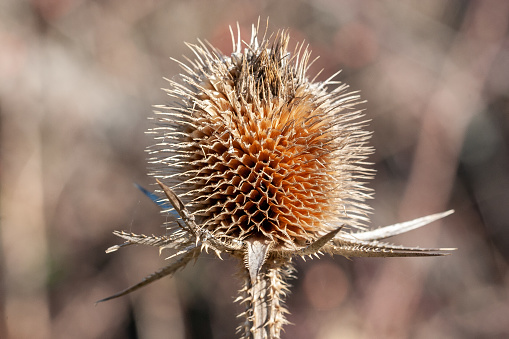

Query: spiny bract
left=101, top=22, right=453, bottom=339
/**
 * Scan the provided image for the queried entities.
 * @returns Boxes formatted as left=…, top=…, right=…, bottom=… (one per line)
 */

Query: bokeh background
left=2, top=0, right=509, bottom=338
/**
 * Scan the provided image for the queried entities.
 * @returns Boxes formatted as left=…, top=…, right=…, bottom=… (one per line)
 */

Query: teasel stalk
left=99, top=21, right=454, bottom=339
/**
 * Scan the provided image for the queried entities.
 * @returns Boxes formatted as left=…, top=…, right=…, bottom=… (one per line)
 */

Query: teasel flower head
left=100, top=22, right=454, bottom=339
left=154, top=24, right=374, bottom=250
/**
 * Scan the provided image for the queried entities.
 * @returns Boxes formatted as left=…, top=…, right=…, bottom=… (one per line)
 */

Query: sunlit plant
left=99, top=21, right=453, bottom=339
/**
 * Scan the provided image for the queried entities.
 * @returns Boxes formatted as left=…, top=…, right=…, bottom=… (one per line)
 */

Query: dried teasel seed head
left=149, top=24, right=374, bottom=250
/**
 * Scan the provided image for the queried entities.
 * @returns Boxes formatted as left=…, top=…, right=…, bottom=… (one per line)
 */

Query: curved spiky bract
left=149, top=27, right=373, bottom=249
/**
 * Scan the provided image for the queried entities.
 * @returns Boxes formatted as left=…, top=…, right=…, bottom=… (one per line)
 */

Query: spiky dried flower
left=100, top=22, right=454, bottom=339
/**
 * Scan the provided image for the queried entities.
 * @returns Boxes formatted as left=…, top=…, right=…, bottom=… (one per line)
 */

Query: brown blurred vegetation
left=1, top=0, right=509, bottom=338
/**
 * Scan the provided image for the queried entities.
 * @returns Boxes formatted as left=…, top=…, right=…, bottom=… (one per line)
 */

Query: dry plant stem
left=239, top=263, right=293, bottom=339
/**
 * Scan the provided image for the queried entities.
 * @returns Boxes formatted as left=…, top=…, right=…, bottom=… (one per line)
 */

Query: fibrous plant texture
left=100, top=22, right=453, bottom=339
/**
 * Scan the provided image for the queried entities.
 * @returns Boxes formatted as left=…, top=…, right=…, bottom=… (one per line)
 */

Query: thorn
left=156, top=179, right=197, bottom=230
left=105, top=242, right=132, bottom=253
left=216, top=250, right=223, bottom=260
left=105, top=245, right=121, bottom=253
left=298, top=227, right=342, bottom=256
left=352, top=210, right=454, bottom=241
left=97, top=248, right=199, bottom=303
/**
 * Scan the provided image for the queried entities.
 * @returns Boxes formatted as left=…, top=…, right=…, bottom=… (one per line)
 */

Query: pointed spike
left=156, top=179, right=197, bottom=230
left=328, top=237, right=455, bottom=258
left=96, top=248, right=199, bottom=303
left=105, top=244, right=127, bottom=253
left=111, top=231, right=178, bottom=248
left=351, top=210, right=454, bottom=241
left=216, top=250, right=223, bottom=260
left=236, top=22, right=241, bottom=53
left=297, top=227, right=342, bottom=256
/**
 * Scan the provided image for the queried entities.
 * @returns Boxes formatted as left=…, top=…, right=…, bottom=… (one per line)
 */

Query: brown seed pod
left=149, top=25, right=374, bottom=250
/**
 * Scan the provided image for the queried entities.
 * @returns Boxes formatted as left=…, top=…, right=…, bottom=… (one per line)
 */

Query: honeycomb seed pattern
left=149, top=30, right=373, bottom=249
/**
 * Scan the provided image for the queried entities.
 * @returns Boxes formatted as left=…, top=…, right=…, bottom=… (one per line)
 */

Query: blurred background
left=1, top=0, right=509, bottom=338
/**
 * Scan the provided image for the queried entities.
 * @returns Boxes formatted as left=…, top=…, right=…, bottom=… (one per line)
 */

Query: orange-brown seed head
left=149, top=27, right=373, bottom=250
